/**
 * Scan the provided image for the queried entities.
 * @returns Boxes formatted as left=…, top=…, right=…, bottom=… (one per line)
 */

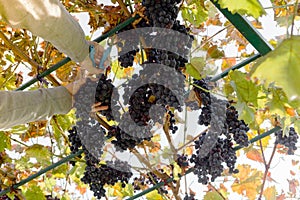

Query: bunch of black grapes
left=189, top=78, right=250, bottom=184
left=81, top=158, right=133, bottom=199
left=143, top=0, right=181, bottom=28
left=190, top=131, right=238, bottom=184
left=275, top=127, right=299, bottom=155
left=194, top=78, right=250, bottom=147
left=68, top=127, right=132, bottom=199
left=95, top=74, right=120, bottom=121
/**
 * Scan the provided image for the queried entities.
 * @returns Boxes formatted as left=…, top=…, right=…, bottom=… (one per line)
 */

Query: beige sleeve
left=0, top=0, right=89, bottom=62
left=0, top=86, right=72, bottom=130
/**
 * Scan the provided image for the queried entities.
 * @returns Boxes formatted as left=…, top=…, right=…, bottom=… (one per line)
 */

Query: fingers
left=91, top=102, right=109, bottom=112
left=80, top=41, right=110, bottom=74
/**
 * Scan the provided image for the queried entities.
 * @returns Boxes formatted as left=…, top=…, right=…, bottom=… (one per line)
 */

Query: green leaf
left=186, top=57, right=205, bottom=79
left=267, top=87, right=288, bottom=116
left=251, top=36, right=300, bottom=101
left=55, top=109, right=76, bottom=131
left=181, top=0, right=208, bottom=27
left=0, top=131, right=10, bottom=152
left=5, top=54, right=15, bottom=63
left=216, top=0, right=265, bottom=18
left=204, top=191, right=224, bottom=200
left=229, top=71, right=258, bottom=106
left=186, top=64, right=201, bottom=79
left=236, top=102, right=255, bottom=125
left=52, top=163, right=68, bottom=178
left=24, top=185, right=46, bottom=200
left=25, top=144, right=51, bottom=166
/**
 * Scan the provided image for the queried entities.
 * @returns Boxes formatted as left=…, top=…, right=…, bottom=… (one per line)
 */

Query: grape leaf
left=293, top=119, right=300, bottom=135
left=251, top=36, right=300, bottom=101
left=232, top=164, right=263, bottom=200
left=263, top=186, right=276, bottom=200
left=24, top=185, right=46, bottom=200
left=181, top=0, right=208, bottom=27
left=204, top=191, right=223, bottom=200
left=215, top=0, right=265, bottom=18
left=0, top=131, right=10, bottom=152
left=267, top=86, right=289, bottom=116
left=235, top=101, right=255, bottom=125
left=288, top=179, right=299, bottom=195
left=229, top=71, right=258, bottom=106
left=186, top=57, right=205, bottom=80
left=25, top=144, right=51, bottom=166
left=111, top=60, right=134, bottom=79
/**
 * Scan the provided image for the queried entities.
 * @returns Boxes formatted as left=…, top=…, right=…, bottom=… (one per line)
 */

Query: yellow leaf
left=145, top=190, right=163, bottom=200
left=263, top=186, right=276, bottom=200
left=111, top=60, right=134, bottom=79
left=172, top=162, right=182, bottom=181
left=185, top=146, right=193, bottom=156
left=232, top=164, right=263, bottom=200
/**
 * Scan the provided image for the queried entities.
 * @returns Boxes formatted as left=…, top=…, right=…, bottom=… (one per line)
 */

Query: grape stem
left=163, top=113, right=177, bottom=160
left=176, top=128, right=208, bottom=152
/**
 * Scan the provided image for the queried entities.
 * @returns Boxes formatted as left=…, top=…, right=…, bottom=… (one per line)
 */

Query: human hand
left=64, top=70, right=108, bottom=112
left=79, top=41, right=110, bottom=74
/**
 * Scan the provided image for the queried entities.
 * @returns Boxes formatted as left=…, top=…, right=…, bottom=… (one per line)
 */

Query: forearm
left=0, top=86, right=72, bottom=130
left=0, top=0, right=89, bottom=62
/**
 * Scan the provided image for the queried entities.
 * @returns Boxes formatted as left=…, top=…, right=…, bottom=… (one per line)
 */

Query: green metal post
left=211, top=1, right=273, bottom=56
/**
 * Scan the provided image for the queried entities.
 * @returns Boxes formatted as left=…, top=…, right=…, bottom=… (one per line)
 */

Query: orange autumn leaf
left=246, top=148, right=264, bottom=163
left=276, top=193, right=285, bottom=200
left=221, top=58, right=236, bottom=71
left=285, top=107, right=296, bottom=116
left=76, top=185, right=87, bottom=195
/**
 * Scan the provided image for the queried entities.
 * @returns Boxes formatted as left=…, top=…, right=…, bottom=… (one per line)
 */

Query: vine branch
left=258, top=143, right=277, bottom=200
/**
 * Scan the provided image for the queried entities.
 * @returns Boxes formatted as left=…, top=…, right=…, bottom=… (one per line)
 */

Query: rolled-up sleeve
left=0, top=0, right=89, bottom=62
left=0, top=86, right=72, bottom=130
